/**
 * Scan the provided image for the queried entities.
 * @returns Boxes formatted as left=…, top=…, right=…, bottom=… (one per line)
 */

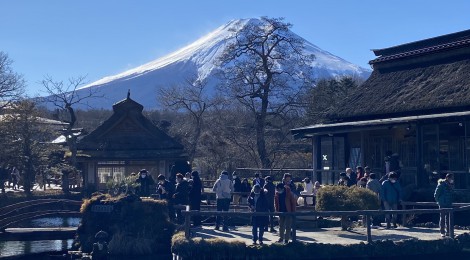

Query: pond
left=0, top=217, right=80, bottom=258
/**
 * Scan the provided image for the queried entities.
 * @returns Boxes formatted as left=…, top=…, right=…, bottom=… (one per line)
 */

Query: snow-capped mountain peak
left=57, top=18, right=370, bottom=110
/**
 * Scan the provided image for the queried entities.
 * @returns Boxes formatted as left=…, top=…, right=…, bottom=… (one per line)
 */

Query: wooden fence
left=181, top=203, right=470, bottom=243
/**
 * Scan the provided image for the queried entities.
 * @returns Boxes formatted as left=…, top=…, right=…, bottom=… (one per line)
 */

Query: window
left=97, top=161, right=126, bottom=184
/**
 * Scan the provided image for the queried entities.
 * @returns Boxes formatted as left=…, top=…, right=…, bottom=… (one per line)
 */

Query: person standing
left=11, top=167, right=20, bottom=190
left=248, top=184, right=269, bottom=245
left=232, top=172, right=242, bottom=205
left=0, top=166, right=9, bottom=193
left=346, top=168, right=357, bottom=185
left=434, top=173, right=454, bottom=237
left=356, top=166, right=365, bottom=181
left=157, top=174, right=175, bottom=221
left=253, top=172, right=265, bottom=188
left=173, top=173, right=190, bottom=224
left=274, top=183, right=296, bottom=244
left=381, top=172, right=402, bottom=229
left=263, top=176, right=276, bottom=232
left=282, top=173, right=298, bottom=198
left=189, top=171, right=203, bottom=227
left=212, top=170, right=232, bottom=231
left=135, top=169, right=154, bottom=197
left=240, top=178, right=251, bottom=204
left=301, top=177, right=314, bottom=205
left=366, top=173, right=382, bottom=227
left=338, top=172, right=353, bottom=187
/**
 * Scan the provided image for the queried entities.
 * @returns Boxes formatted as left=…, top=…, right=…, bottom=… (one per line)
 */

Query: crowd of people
left=135, top=156, right=455, bottom=244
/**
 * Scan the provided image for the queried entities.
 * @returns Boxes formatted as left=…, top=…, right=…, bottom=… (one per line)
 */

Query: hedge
left=172, top=231, right=470, bottom=260
left=76, top=193, right=174, bottom=255
left=315, top=185, right=380, bottom=211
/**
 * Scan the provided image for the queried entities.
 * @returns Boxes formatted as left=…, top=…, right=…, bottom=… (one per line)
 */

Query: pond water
left=0, top=217, right=81, bottom=258
left=0, top=239, right=73, bottom=258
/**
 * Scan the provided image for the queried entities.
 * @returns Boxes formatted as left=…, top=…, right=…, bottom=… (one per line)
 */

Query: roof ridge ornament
left=127, top=89, right=131, bottom=99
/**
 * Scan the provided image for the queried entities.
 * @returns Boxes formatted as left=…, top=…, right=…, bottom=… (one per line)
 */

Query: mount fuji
left=43, top=18, right=371, bottom=110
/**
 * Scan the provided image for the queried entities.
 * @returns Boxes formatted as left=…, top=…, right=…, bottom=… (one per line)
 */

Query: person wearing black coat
left=232, top=172, right=242, bottom=205
left=173, top=173, right=190, bottom=224
left=263, top=176, right=276, bottom=232
left=135, top=169, right=155, bottom=197
left=248, top=184, right=269, bottom=245
left=157, top=174, right=176, bottom=221
left=189, top=171, right=203, bottom=226
left=240, top=178, right=251, bottom=204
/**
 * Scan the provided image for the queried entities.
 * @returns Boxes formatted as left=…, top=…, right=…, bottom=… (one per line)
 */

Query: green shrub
left=315, top=185, right=380, bottom=211
left=76, top=194, right=174, bottom=255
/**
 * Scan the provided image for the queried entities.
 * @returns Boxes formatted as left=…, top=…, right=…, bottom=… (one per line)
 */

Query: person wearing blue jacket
left=248, top=184, right=269, bottom=245
left=381, top=172, right=402, bottom=229
left=434, top=173, right=454, bottom=237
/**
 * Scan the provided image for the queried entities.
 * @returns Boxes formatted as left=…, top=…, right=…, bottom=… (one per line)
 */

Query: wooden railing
left=181, top=203, right=470, bottom=243
left=0, top=199, right=82, bottom=231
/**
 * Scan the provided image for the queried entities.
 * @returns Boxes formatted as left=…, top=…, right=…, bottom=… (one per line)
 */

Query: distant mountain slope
left=41, top=18, right=371, bottom=110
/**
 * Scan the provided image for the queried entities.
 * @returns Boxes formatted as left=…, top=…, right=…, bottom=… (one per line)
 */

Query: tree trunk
left=62, top=170, right=70, bottom=194
left=256, top=95, right=271, bottom=168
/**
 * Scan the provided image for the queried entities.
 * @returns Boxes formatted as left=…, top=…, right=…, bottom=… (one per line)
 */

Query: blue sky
left=1, top=0, right=470, bottom=96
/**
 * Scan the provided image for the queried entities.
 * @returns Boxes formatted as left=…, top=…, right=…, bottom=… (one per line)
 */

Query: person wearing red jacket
left=274, top=183, right=296, bottom=244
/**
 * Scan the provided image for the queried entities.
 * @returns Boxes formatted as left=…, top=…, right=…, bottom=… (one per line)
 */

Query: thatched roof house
left=292, top=29, right=470, bottom=189
left=331, top=29, right=470, bottom=121
left=77, top=94, right=187, bottom=189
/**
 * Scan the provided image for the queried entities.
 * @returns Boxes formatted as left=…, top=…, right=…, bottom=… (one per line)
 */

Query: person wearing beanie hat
left=212, top=170, right=233, bottom=231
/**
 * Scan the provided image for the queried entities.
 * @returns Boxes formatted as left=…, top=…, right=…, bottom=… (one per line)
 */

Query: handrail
left=181, top=204, right=470, bottom=243
left=0, top=199, right=82, bottom=215
left=0, top=210, right=81, bottom=231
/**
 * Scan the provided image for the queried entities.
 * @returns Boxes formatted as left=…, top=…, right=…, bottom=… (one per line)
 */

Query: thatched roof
left=77, top=96, right=186, bottom=160
left=328, top=29, right=470, bottom=121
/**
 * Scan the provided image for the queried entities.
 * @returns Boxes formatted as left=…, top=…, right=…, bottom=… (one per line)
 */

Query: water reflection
left=30, top=217, right=81, bottom=228
left=0, top=239, right=73, bottom=257
left=0, top=217, right=80, bottom=257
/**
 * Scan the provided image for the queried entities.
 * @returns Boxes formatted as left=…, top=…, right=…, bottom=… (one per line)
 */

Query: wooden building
left=77, top=94, right=188, bottom=189
left=292, top=29, right=470, bottom=189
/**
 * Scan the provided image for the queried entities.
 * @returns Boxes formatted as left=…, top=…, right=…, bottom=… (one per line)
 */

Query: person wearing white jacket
left=300, top=178, right=314, bottom=205
left=212, top=171, right=233, bottom=231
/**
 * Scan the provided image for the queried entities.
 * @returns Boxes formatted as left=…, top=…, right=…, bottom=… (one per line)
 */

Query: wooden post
left=292, top=214, right=297, bottom=242
left=401, top=202, right=407, bottom=227
left=312, top=136, right=318, bottom=183
left=184, top=211, right=191, bottom=239
left=366, top=214, right=372, bottom=243
left=449, top=209, right=454, bottom=238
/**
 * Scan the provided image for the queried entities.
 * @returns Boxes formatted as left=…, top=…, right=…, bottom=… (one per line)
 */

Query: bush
left=172, top=231, right=468, bottom=259
left=315, top=185, right=380, bottom=211
left=76, top=193, right=174, bottom=256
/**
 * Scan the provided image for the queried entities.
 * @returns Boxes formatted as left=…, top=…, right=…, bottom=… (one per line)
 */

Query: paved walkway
left=191, top=225, right=467, bottom=245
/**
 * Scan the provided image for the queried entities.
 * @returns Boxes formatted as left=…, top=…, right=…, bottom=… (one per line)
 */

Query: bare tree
left=158, top=78, right=219, bottom=164
left=0, top=52, right=24, bottom=108
left=41, top=75, right=102, bottom=193
left=218, top=17, right=315, bottom=168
